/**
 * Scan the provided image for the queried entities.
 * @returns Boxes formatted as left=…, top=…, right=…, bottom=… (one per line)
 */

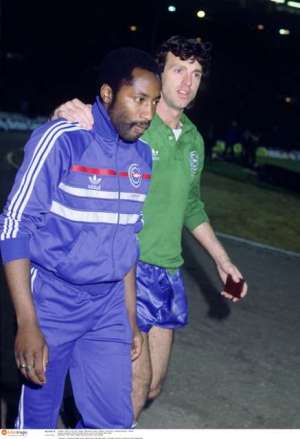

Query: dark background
left=1, top=1, right=300, bottom=428
left=0, top=0, right=300, bottom=148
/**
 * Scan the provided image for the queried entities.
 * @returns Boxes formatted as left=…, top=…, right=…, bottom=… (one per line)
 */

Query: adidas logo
left=88, top=175, right=102, bottom=190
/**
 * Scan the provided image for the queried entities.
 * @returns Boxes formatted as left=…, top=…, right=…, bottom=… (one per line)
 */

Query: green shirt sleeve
left=184, top=132, right=209, bottom=231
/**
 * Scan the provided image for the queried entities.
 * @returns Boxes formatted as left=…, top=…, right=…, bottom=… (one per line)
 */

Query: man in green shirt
left=53, top=36, right=248, bottom=421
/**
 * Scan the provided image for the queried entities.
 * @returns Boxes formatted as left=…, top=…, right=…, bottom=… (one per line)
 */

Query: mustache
left=131, top=121, right=150, bottom=130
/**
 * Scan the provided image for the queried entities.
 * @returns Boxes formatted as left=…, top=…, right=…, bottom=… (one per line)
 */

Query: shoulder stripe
left=1, top=122, right=82, bottom=240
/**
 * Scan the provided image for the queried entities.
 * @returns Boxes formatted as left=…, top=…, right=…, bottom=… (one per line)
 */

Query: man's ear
left=100, top=84, right=113, bottom=105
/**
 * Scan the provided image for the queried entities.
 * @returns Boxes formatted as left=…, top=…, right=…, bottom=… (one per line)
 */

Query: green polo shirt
left=139, top=112, right=209, bottom=269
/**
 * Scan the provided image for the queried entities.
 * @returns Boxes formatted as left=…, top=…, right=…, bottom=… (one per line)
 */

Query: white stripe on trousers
left=15, top=385, right=25, bottom=428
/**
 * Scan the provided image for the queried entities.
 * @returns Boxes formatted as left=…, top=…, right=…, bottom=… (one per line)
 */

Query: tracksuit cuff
left=0, top=238, right=30, bottom=263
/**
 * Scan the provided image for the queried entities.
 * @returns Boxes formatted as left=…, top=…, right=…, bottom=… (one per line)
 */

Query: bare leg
left=147, top=327, right=173, bottom=400
left=132, top=327, right=174, bottom=420
left=132, top=332, right=152, bottom=421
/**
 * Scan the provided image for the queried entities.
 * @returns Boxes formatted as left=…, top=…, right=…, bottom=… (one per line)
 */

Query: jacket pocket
left=55, top=230, right=88, bottom=282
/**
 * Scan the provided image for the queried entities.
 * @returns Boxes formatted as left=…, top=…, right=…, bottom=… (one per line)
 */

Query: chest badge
left=128, top=163, right=142, bottom=188
left=152, top=149, right=160, bottom=161
left=190, top=151, right=199, bottom=175
left=88, top=175, right=102, bottom=190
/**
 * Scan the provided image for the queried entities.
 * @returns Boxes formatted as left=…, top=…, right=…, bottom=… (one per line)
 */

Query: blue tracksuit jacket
left=0, top=97, right=152, bottom=284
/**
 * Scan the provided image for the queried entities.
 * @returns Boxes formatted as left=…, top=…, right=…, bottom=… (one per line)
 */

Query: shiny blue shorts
left=136, top=261, right=188, bottom=333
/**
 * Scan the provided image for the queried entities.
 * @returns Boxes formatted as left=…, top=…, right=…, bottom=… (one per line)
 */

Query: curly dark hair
left=155, top=35, right=211, bottom=76
left=97, top=47, right=160, bottom=99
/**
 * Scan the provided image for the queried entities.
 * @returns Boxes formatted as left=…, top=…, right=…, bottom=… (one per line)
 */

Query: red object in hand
left=224, top=274, right=245, bottom=298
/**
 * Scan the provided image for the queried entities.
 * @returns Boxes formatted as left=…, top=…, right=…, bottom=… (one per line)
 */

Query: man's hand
left=51, top=98, right=93, bottom=130
left=191, top=223, right=248, bottom=303
left=131, top=327, right=143, bottom=361
left=217, top=259, right=248, bottom=302
left=124, top=267, right=143, bottom=360
left=4, top=259, right=49, bottom=385
left=15, top=322, right=48, bottom=385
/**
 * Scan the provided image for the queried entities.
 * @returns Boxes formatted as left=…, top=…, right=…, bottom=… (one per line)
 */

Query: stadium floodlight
left=270, top=0, right=285, bottom=4
left=279, top=28, right=290, bottom=34
left=168, top=5, right=176, bottom=12
left=287, top=1, right=300, bottom=8
left=196, top=10, right=206, bottom=18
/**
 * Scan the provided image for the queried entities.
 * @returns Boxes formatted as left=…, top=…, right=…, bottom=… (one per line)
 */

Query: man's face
left=107, top=68, right=161, bottom=141
left=161, top=52, right=203, bottom=111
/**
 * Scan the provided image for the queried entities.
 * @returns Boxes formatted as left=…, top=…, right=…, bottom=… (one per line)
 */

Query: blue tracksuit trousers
left=15, top=268, right=133, bottom=429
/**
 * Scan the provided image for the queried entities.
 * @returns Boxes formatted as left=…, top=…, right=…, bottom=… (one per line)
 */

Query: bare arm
left=4, top=259, right=48, bottom=384
left=124, top=266, right=143, bottom=360
left=51, top=99, right=93, bottom=130
left=191, top=222, right=248, bottom=301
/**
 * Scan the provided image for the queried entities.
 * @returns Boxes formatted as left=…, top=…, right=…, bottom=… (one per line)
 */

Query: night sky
left=1, top=0, right=300, bottom=147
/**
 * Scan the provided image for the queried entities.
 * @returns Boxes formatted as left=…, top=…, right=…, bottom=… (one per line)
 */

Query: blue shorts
left=136, top=261, right=188, bottom=333
left=16, top=267, right=133, bottom=429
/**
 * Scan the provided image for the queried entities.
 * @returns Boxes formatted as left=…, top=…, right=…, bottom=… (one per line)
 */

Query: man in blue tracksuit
left=0, top=48, right=161, bottom=428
